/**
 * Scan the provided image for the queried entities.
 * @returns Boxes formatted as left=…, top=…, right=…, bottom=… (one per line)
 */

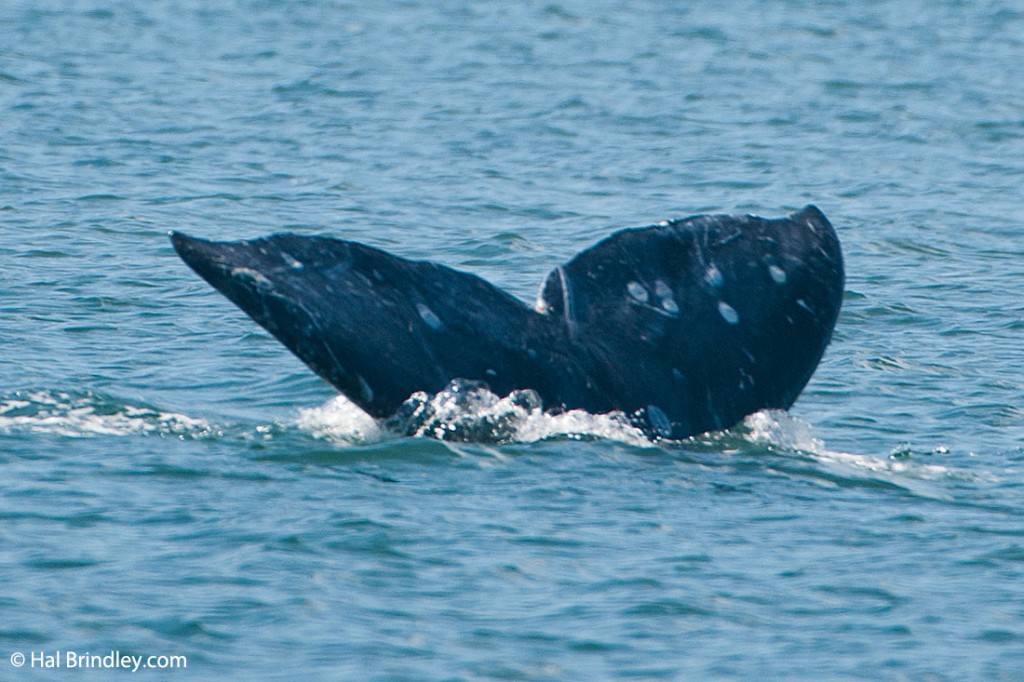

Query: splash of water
left=296, top=380, right=651, bottom=446
left=742, top=409, right=825, bottom=453
left=294, top=382, right=960, bottom=474
left=293, top=394, right=383, bottom=445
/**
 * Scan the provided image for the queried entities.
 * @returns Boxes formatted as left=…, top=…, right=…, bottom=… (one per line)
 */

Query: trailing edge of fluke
left=171, top=206, right=844, bottom=440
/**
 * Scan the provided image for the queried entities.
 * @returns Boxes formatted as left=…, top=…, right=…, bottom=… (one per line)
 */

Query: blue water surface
left=3, top=1, right=1024, bottom=679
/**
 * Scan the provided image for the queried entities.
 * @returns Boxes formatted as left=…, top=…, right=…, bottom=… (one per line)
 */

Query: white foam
left=0, top=390, right=215, bottom=438
left=294, top=384, right=650, bottom=447
left=293, top=393, right=967, bottom=485
left=742, top=410, right=957, bottom=482
left=743, top=409, right=824, bottom=452
left=294, top=394, right=384, bottom=445
left=511, top=406, right=650, bottom=446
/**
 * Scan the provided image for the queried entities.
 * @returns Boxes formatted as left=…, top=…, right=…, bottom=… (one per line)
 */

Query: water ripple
left=0, top=389, right=217, bottom=439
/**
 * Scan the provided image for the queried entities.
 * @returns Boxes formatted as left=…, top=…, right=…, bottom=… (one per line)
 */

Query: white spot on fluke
left=705, top=264, right=724, bottom=288
left=231, top=267, right=272, bottom=288
left=718, top=301, right=739, bottom=325
left=768, top=264, right=786, bottom=284
left=357, top=374, right=374, bottom=404
left=646, top=405, right=673, bottom=438
left=653, top=280, right=679, bottom=316
left=627, top=281, right=649, bottom=303
left=280, top=251, right=304, bottom=270
left=416, top=303, right=443, bottom=330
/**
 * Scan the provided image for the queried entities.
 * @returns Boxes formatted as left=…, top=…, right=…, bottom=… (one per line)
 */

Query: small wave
left=740, top=409, right=963, bottom=486
left=296, top=380, right=651, bottom=446
left=0, top=389, right=217, bottom=439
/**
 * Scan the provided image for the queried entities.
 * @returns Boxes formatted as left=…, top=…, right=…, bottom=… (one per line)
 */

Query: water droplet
left=416, top=303, right=443, bottom=330
left=768, top=264, right=786, bottom=284
left=718, top=301, right=739, bottom=324
left=626, top=281, right=649, bottom=303
left=661, top=298, right=680, bottom=315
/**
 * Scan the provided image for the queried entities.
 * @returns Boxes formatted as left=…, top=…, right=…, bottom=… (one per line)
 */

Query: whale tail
left=171, top=206, right=843, bottom=439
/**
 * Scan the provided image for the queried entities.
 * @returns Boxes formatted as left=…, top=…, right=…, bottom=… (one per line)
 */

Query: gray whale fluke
left=171, top=206, right=843, bottom=439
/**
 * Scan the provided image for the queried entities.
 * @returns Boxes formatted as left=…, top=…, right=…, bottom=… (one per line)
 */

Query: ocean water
left=3, top=0, right=1024, bottom=679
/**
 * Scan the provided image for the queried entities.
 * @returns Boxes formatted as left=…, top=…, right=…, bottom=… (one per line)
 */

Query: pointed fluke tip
left=169, top=231, right=220, bottom=262
left=168, top=230, right=192, bottom=255
left=168, top=231, right=228, bottom=280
